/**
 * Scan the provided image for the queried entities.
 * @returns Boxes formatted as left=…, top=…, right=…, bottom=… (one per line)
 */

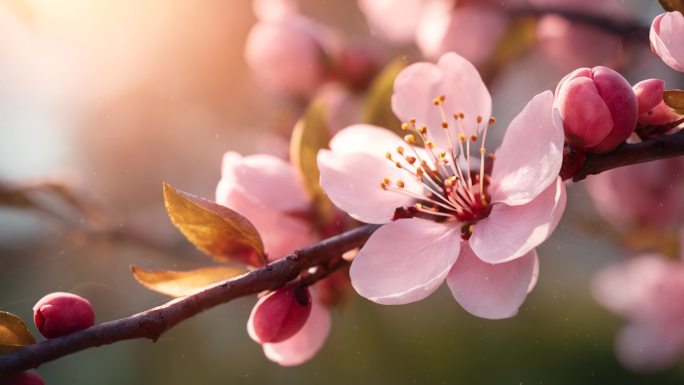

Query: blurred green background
left=2, top=0, right=684, bottom=383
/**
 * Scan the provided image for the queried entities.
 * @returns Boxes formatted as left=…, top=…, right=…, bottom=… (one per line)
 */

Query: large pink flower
left=650, top=11, right=684, bottom=72
left=318, top=52, right=566, bottom=319
left=216, top=152, right=330, bottom=365
left=593, top=252, right=684, bottom=371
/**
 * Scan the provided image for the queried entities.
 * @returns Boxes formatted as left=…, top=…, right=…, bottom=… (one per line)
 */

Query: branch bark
left=2, top=131, right=684, bottom=377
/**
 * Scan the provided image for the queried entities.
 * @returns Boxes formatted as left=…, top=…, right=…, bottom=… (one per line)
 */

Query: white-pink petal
left=490, top=90, right=564, bottom=206
left=392, top=52, right=491, bottom=148
left=220, top=152, right=310, bottom=213
left=262, top=298, right=331, bottom=366
left=470, top=177, right=566, bottom=264
left=329, top=124, right=407, bottom=156
left=317, top=149, right=421, bottom=224
left=447, top=245, right=539, bottom=319
left=650, top=12, right=684, bottom=73
left=350, top=218, right=461, bottom=305
left=357, top=0, right=424, bottom=43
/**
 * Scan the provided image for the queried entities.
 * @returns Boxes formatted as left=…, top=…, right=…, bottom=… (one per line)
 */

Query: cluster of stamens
left=380, top=95, right=496, bottom=236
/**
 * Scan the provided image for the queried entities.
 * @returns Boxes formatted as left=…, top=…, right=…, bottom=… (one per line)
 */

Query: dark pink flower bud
left=554, top=66, right=637, bottom=153
left=247, top=286, right=312, bottom=344
left=7, top=372, right=45, bottom=385
left=33, top=292, right=95, bottom=338
left=633, top=79, right=682, bottom=127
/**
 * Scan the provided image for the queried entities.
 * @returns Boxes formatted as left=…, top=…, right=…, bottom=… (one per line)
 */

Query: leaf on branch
left=163, top=183, right=266, bottom=266
left=131, top=265, right=248, bottom=297
left=0, top=311, right=36, bottom=355
left=664, top=89, right=684, bottom=115
left=658, top=0, right=684, bottom=12
left=290, top=100, right=335, bottom=223
left=362, top=57, right=406, bottom=137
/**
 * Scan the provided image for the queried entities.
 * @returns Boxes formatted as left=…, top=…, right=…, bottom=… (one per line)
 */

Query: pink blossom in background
left=245, top=0, right=341, bottom=97
left=585, top=157, right=684, bottom=232
left=593, top=253, right=684, bottom=371
left=650, top=11, right=684, bottom=72
left=357, top=0, right=508, bottom=66
left=216, top=152, right=332, bottom=365
left=318, top=52, right=566, bottom=319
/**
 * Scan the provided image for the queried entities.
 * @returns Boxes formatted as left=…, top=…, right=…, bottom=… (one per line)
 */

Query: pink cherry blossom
left=585, top=157, right=684, bottom=232
left=318, top=52, right=566, bottom=319
left=245, top=1, right=340, bottom=97
left=593, top=253, right=684, bottom=371
left=650, top=11, right=684, bottom=72
left=358, top=0, right=508, bottom=66
left=216, top=152, right=331, bottom=365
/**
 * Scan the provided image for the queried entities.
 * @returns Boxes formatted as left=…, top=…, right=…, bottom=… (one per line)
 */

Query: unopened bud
left=554, top=66, right=637, bottom=153
left=633, top=79, right=682, bottom=126
left=33, top=292, right=95, bottom=338
left=247, top=285, right=312, bottom=344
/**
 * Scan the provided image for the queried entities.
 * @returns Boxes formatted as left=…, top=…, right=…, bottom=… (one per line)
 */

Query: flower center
left=380, top=95, right=496, bottom=238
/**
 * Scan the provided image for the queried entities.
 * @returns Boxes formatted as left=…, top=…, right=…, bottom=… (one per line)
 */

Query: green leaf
left=290, top=100, right=335, bottom=222
left=658, top=0, right=684, bottom=12
left=163, top=183, right=266, bottom=266
left=0, top=311, right=36, bottom=355
left=131, top=265, right=248, bottom=297
left=362, top=57, right=407, bottom=137
left=664, top=89, right=684, bottom=114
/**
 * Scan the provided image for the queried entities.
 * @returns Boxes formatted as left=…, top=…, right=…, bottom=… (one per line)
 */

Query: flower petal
left=490, top=90, right=564, bottom=206
left=262, top=298, right=331, bottom=366
left=317, top=149, right=421, bottom=224
left=350, top=218, right=460, bottom=305
left=216, top=186, right=315, bottom=260
left=391, top=52, right=491, bottom=149
left=470, top=177, right=566, bottom=264
left=650, top=12, right=684, bottom=73
left=447, top=245, right=539, bottom=319
left=357, top=0, right=424, bottom=43
left=329, top=124, right=407, bottom=156
left=219, top=152, right=310, bottom=213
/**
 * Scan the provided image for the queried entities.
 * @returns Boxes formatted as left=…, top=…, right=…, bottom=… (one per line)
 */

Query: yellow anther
left=401, top=122, right=409, bottom=131
left=418, top=125, right=427, bottom=134
left=488, top=153, right=496, bottom=159
left=396, top=180, right=405, bottom=188
left=471, top=134, right=478, bottom=142
left=383, top=177, right=391, bottom=185
left=444, top=178, right=454, bottom=187
left=458, top=133, right=467, bottom=142
left=409, top=118, right=416, bottom=124
left=477, top=116, right=483, bottom=124
left=433, top=98, right=441, bottom=106
left=426, top=141, right=435, bottom=149
left=380, top=182, right=387, bottom=190
left=415, top=203, right=423, bottom=209
left=397, top=146, right=405, bottom=155
left=441, top=121, right=448, bottom=129
left=416, top=167, right=424, bottom=177
left=479, top=148, right=486, bottom=155
left=405, top=156, right=416, bottom=165
left=488, top=117, right=496, bottom=125
left=385, top=152, right=393, bottom=160
left=439, top=95, right=446, bottom=102
left=395, top=162, right=402, bottom=168
left=404, top=134, right=416, bottom=144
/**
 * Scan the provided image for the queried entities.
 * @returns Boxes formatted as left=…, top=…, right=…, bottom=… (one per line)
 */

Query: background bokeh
left=1, top=0, right=684, bottom=383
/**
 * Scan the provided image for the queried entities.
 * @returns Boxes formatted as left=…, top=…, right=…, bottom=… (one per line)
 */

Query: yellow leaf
left=362, top=57, right=407, bottom=137
left=290, top=100, right=335, bottom=223
left=664, top=89, right=684, bottom=111
left=131, top=265, right=248, bottom=297
left=0, top=311, right=36, bottom=355
left=163, top=183, right=266, bottom=266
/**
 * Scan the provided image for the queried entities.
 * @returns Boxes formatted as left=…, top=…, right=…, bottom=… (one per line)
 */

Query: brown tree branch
left=2, top=131, right=684, bottom=377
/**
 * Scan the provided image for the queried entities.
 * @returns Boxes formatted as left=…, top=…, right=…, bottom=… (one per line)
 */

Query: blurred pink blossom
left=650, top=11, right=684, bottom=72
left=318, top=52, right=566, bottom=319
left=554, top=66, right=637, bottom=153
left=585, top=157, right=684, bottom=232
left=593, top=252, right=684, bottom=371
left=216, top=152, right=332, bottom=365
left=245, top=1, right=341, bottom=97
left=358, top=0, right=508, bottom=66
